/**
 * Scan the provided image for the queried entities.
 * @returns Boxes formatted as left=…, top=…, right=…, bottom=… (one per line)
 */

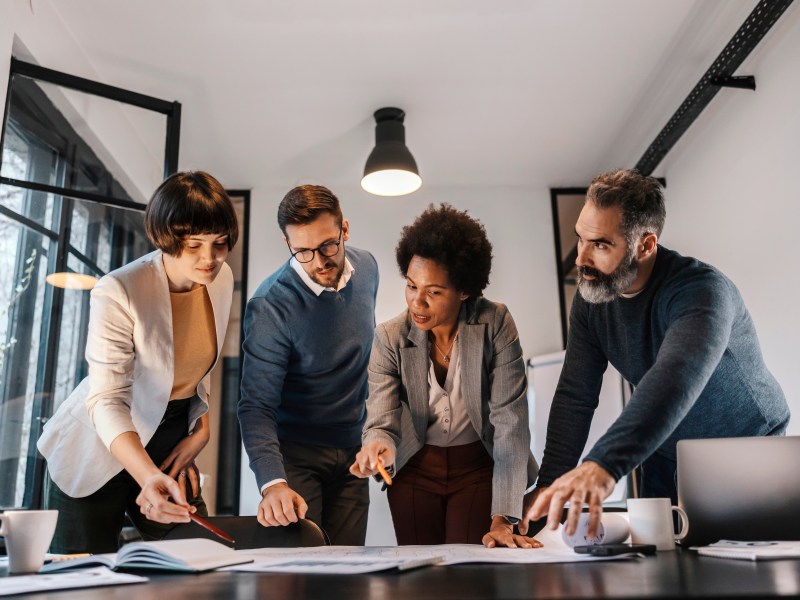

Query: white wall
left=657, top=7, right=800, bottom=432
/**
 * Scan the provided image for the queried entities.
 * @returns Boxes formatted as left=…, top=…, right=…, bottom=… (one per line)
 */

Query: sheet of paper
left=0, top=567, right=146, bottom=596
left=229, top=524, right=632, bottom=569
left=226, top=555, right=443, bottom=574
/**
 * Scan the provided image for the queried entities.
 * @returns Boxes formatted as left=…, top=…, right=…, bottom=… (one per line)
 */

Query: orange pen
left=376, top=457, right=393, bottom=486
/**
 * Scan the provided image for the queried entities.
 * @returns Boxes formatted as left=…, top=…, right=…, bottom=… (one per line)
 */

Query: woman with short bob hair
left=39, top=171, right=238, bottom=554
left=351, top=203, right=540, bottom=548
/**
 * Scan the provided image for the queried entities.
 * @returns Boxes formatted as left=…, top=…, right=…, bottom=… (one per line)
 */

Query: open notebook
left=40, top=538, right=253, bottom=573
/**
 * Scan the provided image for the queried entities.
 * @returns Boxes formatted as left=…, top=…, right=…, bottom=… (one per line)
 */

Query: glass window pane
left=54, top=254, right=91, bottom=411
left=68, top=199, right=150, bottom=275
left=1, top=74, right=166, bottom=205
left=0, top=186, right=150, bottom=508
left=0, top=152, right=59, bottom=235
left=0, top=206, right=57, bottom=508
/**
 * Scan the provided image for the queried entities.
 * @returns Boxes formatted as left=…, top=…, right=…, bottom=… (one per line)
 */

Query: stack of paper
left=693, top=540, right=800, bottom=561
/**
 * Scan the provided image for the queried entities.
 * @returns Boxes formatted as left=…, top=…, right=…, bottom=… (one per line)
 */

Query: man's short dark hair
left=144, top=170, right=239, bottom=256
left=396, top=203, right=492, bottom=298
left=587, top=168, right=666, bottom=245
left=278, top=185, right=343, bottom=236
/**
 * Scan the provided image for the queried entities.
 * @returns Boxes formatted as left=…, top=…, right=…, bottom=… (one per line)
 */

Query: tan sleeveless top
left=169, top=285, right=217, bottom=400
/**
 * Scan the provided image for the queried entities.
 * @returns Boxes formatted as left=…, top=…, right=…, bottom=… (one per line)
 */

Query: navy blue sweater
left=239, top=247, right=379, bottom=487
left=537, top=246, right=789, bottom=493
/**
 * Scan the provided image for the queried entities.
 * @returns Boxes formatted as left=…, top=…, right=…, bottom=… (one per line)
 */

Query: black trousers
left=46, top=398, right=207, bottom=554
left=280, top=440, right=369, bottom=545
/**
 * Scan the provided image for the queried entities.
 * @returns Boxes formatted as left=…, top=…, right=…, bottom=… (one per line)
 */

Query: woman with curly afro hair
left=351, top=204, right=540, bottom=548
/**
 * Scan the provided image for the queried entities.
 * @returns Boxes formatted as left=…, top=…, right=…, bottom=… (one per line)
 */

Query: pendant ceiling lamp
left=361, top=107, right=422, bottom=197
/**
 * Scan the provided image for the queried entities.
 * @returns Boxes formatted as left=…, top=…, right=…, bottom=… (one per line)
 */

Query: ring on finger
left=146, top=503, right=153, bottom=515
left=179, top=470, right=186, bottom=479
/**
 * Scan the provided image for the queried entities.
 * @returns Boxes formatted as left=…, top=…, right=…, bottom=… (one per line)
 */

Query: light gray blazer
left=37, top=250, right=233, bottom=498
left=362, top=297, right=538, bottom=518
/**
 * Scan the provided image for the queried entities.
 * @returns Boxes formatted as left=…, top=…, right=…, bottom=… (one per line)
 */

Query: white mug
left=627, top=498, right=688, bottom=551
left=0, top=510, right=59, bottom=573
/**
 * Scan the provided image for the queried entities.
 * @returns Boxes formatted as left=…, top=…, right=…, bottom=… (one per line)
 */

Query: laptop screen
left=676, top=436, right=800, bottom=546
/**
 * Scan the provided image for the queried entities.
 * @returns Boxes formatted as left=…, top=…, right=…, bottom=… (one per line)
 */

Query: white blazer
left=37, top=250, right=233, bottom=498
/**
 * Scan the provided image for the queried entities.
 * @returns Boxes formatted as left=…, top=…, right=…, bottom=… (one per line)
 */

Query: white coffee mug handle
left=672, top=506, right=689, bottom=540
left=0, top=514, right=7, bottom=537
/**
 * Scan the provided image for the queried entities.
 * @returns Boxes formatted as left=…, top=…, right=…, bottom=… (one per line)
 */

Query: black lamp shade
left=361, top=107, right=422, bottom=196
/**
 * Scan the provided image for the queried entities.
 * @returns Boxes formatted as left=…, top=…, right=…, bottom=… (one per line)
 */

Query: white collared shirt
left=290, top=255, right=354, bottom=295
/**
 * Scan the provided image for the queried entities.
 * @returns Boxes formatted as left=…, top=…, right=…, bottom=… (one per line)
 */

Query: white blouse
left=425, top=337, right=480, bottom=447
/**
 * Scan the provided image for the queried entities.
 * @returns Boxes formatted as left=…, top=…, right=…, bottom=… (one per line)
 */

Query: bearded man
left=519, top=169, right=789, bottom=540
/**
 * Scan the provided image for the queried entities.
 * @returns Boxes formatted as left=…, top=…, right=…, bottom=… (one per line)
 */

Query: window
left=0, top=58, right=180, bottom=508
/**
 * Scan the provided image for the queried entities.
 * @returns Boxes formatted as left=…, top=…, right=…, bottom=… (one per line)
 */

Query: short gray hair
left=586, top=169, right=666, bottom=246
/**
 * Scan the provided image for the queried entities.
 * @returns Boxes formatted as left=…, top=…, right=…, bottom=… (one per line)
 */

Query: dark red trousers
left=387, top=440, right=493, bottom=544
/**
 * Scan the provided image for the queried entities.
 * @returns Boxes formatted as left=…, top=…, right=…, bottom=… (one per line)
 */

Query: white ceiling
left=34, top=0, right=762, bottom=192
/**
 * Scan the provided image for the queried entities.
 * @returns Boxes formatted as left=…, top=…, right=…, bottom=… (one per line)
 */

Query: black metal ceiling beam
left=635, top=0, right=794, bottom=175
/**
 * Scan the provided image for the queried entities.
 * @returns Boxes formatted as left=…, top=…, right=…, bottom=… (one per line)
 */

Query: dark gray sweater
left=537, top=246, right=789, bottom=490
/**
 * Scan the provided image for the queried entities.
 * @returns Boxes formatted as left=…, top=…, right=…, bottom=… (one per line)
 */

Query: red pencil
left=190, top=513, right=235, bottom=545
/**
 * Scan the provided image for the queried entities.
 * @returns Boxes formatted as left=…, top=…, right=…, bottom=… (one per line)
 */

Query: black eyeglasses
left=287, top=228, right=343, bottom=263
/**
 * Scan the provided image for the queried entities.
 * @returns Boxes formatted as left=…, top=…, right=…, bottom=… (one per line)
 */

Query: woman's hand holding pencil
left=350, top=440, right=395, bottom=485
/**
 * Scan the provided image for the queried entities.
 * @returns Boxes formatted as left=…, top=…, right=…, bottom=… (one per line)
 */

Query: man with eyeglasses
left=239, top=185, right=379, bottom=545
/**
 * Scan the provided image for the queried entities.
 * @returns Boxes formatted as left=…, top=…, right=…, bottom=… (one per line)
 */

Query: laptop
left=676, top=436, right=800, bottom=546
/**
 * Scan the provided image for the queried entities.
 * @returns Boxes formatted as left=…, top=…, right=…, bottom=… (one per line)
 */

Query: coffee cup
left=0, top=510, right=58, bottom=573
left=627, top=498, right=688, bottom=551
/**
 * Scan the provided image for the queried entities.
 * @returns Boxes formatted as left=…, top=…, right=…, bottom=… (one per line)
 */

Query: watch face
left=505, top=516, right=520, bottom=524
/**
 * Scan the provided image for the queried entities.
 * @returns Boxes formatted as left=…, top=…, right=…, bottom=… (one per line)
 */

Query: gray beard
left=577, top=252, right=639, bottom=304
